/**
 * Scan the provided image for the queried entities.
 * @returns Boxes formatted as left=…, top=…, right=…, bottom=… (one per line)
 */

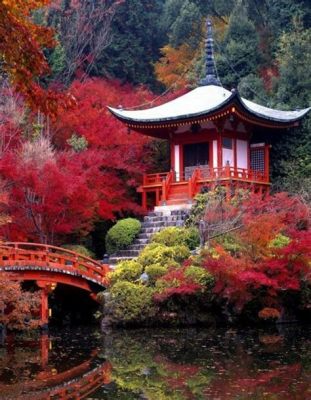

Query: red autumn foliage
left=53, top=79, right=154, bottom=173
left=0, top=79, right=159, bottom=243
left=0, top=273, right=40, bottom=330
left=0, top=1, right=73, bottom=116
left=203, top=193, right=311, bottom=313
left=0, top=147, right=144, bottom=243
left=154, top=267, right=202, bottom=303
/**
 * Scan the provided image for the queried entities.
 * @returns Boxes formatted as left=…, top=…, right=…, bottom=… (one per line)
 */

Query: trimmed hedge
left=145, top=264, right=168, bottom=285
left=109, top=281, right=156, bottom=323
left=151, top=226, right=200, bottom=250
left=108, top=260, right=143, bottom=285
left=137, top=243, right=190, bottom=267
left=106, top=218, right=141, bottom=254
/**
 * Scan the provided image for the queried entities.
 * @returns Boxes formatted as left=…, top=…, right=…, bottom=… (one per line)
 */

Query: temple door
left=183, top=142, right=209, bottom=179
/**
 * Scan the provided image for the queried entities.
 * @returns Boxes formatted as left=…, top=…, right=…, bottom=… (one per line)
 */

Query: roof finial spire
left=199, top=18, right=221, bottom=87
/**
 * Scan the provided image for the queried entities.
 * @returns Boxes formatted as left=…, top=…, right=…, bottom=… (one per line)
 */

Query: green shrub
left=109, top=281, right=156, bottom=323
left=145, top=264, right=168, bottom=285
left=171, top=245, right=191, bottom=263
left=185, top=193, right=210, bottom=227
left=214, top=233, right=243, bottom=256
left=184, top=266, right=215, bottom=288
left=109, top=260, right=143, bottom=285
left=137, top=243, right=190, bottom=267
left=269, top=233, right=291, bottom=249
left=62, top=244, right=95, bottom=258
left=105, top=218, right=141, bottom=254
left=151, top=226, right=200, bottom=250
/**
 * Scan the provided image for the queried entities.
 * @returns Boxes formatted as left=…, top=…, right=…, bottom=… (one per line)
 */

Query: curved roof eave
left=107, top=85, right=236, bottom=124
left=235, top=94, right=311, bottom=123
left=108, top=86, right=311, bottom=125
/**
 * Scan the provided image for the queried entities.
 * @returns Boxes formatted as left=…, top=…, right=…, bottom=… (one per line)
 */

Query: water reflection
left=0, top=326, right=309, bottom=399
left=0, top=329, right=111, bottom=399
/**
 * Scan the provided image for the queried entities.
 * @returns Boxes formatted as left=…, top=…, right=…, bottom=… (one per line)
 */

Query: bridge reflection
left=0, top=332, right=111, bottom=400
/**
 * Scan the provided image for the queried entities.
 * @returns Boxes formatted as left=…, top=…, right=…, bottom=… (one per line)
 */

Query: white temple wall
left=236, top=139, right=248, bottom=169
left=174, top=144, right=180, bottom=181
left=222, top=148, right=234, bottom=166
left=213, top=140, right=218, bottom=168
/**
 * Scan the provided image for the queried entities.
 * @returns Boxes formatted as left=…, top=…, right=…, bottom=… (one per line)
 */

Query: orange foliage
left=240, top=213, right=285, bottom=258
left=0, top=273, right=41, bottom=330
left=155, top=16, right=228, bottom=89
left=0, top=1, right=70, bottom=115
left=258, top=307, right=281, bottom=320
left=154, top=44, right=197, bottom=89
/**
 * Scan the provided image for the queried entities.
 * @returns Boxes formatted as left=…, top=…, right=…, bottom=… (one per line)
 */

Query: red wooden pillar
left=40, top=334, right=49, bottom=369
left=36, top=281, right=56, bottom=328
left=264, top=144, right=270, bottom=182
left=156, top=188, right=160, bottom=206
left=142, top=191, right=147, bottom=211
left=40, top=286, right=49, bottom=327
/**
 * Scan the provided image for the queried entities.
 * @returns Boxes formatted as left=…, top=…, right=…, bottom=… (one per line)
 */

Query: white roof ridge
left=108, top=85, right=310, bottom=124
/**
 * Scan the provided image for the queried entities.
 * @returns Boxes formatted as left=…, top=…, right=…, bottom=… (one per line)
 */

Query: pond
left=0, top=325, right=309, bottom=399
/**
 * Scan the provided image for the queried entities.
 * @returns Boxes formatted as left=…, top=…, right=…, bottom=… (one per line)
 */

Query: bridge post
left=36, top=281, right=56, bottom=328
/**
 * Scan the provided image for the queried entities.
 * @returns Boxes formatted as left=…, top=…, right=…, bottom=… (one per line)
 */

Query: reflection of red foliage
left=154, top=354, right=201, bottom=398
left=258, top=307, right=281, bottom=320
left=103, top=361, right=112, bottom=385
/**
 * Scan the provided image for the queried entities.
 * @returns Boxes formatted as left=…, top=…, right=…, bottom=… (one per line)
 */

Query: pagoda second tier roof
left=108, top=85, right=310, bottom=126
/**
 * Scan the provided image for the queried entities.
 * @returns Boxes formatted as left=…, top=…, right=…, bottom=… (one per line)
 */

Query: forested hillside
left=0, top=0, right=310, bottom=250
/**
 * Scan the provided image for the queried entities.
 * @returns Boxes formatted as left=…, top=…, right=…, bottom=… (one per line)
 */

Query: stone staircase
left=109, top=207, right=190, bottom=265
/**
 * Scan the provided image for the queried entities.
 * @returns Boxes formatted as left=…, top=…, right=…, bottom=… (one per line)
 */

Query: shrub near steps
left=108, top=209, right=190, bottom=264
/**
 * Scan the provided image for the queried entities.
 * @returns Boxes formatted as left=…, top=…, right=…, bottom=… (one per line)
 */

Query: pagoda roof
left=108, top=85, right=310, bottom=127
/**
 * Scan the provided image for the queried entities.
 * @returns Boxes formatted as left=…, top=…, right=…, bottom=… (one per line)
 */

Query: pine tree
left=98, top=0, right=164, bottom=87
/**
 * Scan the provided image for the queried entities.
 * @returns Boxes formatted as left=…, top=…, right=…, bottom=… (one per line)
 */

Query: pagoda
left=109, top=20, right=310, bottom=211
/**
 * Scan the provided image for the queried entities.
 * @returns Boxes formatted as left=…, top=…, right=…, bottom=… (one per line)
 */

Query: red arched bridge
left=0, top=242, right=110, bottom=326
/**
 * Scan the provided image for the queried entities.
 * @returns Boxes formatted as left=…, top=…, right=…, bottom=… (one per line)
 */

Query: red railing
left=161, top=170, right=174, bottom=203
left=0, top=242, right=108, bottom=287
left=199, top=166, right=268, bottom=183
left=143, top=172, right=171, bottom=186
left=188, top=168, right=201, bottom=199
left=143, top=166, right=268, bottom=186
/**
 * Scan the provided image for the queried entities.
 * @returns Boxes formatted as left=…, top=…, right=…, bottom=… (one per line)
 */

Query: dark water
left=0, top=325, right=310, bottom=399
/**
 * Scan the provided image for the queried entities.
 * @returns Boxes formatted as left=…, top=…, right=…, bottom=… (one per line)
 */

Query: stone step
left=115, top=249, right=140, bottom=257
left=171, top=209, right=190, bottom=215
left=128, top=244, right=146, bottom=251
left=147, top=211, right=164, bottom=217
left=143, top=215, right=185, bottom=223
left=166, top=199, right=189, bottom=205
left=109, top=207, right=190, bottom=262
left=137, top=233, right=152, bottom=240
left=140, top=223, right=182, bottom=233
left=109, top=256, right=133, bottom=265
left=135, top=238, right=149, bottom=244
left=142, top=221, right=184, bottom=228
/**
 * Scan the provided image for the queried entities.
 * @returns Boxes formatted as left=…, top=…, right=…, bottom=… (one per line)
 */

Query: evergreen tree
left=216, top=6, right=261, bottom=88
left=169, top=1, right=202, bottom=48
left=98, top=0, right=164, bottom=87
left=271, top=23, right=311, bottom=194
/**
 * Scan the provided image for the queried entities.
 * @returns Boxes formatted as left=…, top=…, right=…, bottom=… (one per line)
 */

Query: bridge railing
left=0, top=242, right=108, bottom=286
